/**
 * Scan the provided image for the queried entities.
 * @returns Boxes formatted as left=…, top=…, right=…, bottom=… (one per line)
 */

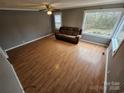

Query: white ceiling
left=0, top=0, right=124, bottom=10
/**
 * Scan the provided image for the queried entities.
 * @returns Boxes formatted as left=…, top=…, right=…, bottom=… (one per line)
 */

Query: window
left=54, top=13, right=62, bottom=30
left=112, top=15, right=124, bottom=53
left=83, top=9, right=122, bottom=38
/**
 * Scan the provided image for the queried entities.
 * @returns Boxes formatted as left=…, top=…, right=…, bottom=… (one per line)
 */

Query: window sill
left=82, top=32, right=111, bottom=39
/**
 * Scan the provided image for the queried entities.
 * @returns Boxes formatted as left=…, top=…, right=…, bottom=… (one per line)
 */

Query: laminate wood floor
left=8, top=36, right=106, bottom=93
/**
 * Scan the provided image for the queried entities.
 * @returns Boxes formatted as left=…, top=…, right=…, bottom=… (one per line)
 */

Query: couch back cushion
left=59, top=27, right=81, bottom=36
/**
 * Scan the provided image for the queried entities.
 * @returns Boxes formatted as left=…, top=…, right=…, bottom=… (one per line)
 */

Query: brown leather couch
left=55, top=27, right=82, bottom=44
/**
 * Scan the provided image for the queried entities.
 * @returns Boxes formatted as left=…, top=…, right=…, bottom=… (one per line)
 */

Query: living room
left=0, top=0, right=124, bottom=93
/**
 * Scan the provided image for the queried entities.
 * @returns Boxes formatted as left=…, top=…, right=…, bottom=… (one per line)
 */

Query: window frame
left=82, top=8, right=123, bottom=39
left=54, top=12, right=62, bottom=30
left=112, top=13, right=124, bottom=55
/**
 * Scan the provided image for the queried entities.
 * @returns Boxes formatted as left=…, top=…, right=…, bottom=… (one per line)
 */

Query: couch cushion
left=73, top=31, right=80, bottom=36
left=56, top=34, right=76, bottom=39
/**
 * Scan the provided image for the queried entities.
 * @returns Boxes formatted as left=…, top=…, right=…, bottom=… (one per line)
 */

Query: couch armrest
left=76, top=35, right=82, bottom=38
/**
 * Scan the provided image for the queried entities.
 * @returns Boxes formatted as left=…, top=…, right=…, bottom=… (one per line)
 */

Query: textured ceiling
left=0, top=0, right=124, bottom=10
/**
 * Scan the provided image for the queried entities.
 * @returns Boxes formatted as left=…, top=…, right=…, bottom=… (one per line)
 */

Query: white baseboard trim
left=104, top=48, right=109, bottom=93
left=10, top=64, right=25, bottom=93
left=5, top=33, right=53, bottom=52
left=80, top=39, right=108, bottom=47
left=0, top=47, right=9, bottom=58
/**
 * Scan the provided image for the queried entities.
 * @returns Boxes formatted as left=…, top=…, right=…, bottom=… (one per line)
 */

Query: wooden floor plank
left=8, top=36, right=106, bottom=93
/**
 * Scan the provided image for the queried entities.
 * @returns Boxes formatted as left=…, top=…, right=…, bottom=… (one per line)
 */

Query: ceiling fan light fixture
left=47, top=10, right=52, bottom=15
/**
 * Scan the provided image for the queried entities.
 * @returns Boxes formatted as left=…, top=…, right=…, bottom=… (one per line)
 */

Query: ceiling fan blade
left=3, top=2, right=60, bottom=12
left=41, top=9, right=47, bottom=11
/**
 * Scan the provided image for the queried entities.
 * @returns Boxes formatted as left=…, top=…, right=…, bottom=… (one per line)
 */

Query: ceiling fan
left=42, top=4, right=54, bottom=15
left=14, top=2, right=59, bottom=15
